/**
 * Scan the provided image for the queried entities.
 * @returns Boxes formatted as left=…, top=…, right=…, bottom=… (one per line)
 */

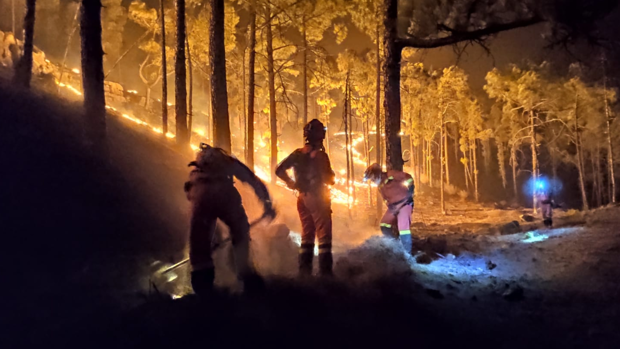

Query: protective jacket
left=379, top=170, right=414, bottom=207
left=184, top=147, right=273, bottom=295
left=378, top=170, right=415, bottom=254
left=276, top=144, right=335, bottom=276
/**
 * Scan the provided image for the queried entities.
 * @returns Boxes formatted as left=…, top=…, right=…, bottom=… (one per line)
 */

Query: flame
left=54, top=78, right=365, bottom=207
left=72, top=68, right=80, bottom=74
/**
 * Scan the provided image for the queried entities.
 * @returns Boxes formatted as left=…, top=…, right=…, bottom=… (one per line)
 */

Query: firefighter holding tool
left=184, top=143, right=276, bottom=295
left=364, top=163, right=415, bottom=254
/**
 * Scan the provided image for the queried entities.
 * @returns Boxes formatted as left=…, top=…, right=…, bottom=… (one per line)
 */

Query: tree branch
left=397, top=16, right=543, bottom=49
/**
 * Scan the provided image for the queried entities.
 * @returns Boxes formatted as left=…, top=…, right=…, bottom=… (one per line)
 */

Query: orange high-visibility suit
left=276, top=144, right=335, bottom=276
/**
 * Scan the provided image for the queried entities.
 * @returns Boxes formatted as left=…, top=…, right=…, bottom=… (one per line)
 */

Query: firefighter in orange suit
left=364, top=163, right=415, bottom=254
left=276, top=119, right=335, bottom=276
left=184, top=143, right=275, bottom=295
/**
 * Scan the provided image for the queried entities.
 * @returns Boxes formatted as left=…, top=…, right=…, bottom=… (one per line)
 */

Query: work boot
left=399, top=234, right=412, bottom=255
left=191, top=268, right=215, bottom=297
left=318, top=251, right=333, bottom=277
left=299, top=246, right=314, bottom=277
left=543, top=218, right=553, bottom=228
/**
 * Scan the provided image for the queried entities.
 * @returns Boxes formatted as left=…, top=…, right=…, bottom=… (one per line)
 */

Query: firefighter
left=276, top=119, right=335, bottom=277
left=184, top=143, right=275, bottom=295
left=363, top=163, right=415, bottom=254
left=534, top=180, right=556, bottom=228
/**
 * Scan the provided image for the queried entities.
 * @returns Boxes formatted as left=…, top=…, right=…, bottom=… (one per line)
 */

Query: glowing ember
left=72, top=68, right=80, bottom=74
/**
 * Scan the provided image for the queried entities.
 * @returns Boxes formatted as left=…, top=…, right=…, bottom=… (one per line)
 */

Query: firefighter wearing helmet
left=184, top=143, right=276, bottom=295
left=276, top=119, right=336, bottom=276
left=364, top=163, right=415, bottom=253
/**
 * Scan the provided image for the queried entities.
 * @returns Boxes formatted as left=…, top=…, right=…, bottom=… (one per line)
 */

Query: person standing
left=276, top=119, right=335, bottom=276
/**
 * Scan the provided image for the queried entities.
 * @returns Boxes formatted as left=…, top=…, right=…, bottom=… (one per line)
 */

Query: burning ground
left=1, top=75, right=620, bottom=349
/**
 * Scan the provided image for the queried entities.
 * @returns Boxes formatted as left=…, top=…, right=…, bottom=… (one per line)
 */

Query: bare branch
left=398, top=16, right=542, bottom=49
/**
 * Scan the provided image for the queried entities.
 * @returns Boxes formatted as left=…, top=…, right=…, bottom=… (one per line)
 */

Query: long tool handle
left=160, top=213, right=273, bottom=275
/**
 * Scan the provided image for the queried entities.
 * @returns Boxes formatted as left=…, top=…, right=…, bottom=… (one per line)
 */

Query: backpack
left=293, top=149, right=322, bottom=192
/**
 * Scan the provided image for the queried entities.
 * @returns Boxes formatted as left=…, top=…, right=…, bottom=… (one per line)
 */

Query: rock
left=500, top=221, right=521, bottom=235
left=416, top=253, right=432, bottom=264
left=520, top=214, right=536, bottom=222
left=503, top=285, right=524, bottom=301
left=486, top=260, right=497, bottom=270
left=425, top=288, right=444, bottom=299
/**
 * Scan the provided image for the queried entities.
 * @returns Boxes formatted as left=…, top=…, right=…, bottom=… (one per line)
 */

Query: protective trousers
left=540, top=203, right=553, bottom=227
left=188, top=182, right=254, bottom=295
left=297, top=191, right=333, bottom=276
left=380, top=203, right=413, bottom=254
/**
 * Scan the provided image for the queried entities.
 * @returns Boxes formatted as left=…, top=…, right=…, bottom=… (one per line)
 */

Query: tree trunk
left=80, top=0, right=107, bottom=148
left=473, top=139, right=479, bottom=202
left=209, top=0, right=231, bottom=152
left=58, top=4, right=80, bottom=94
left=302, top=18, right=308, bottom=126
left=444, top=123, right=450, bottom=185
left=462, top=144, right=470, bottom=192
left=266, top=4, right=277, bottom=184
left=242, top=47, right=247, bottom=156
left=422, top=139, right=426, bottom=176
left=344, top=74, right=351, bottom=214
left=374, top=28, right=383, bottom=221
left=595, top=148, right=603, bottom=207
left=13, top=0, right=36, bottom=88
left=497, top=141, right=507, bottom=189
left=175, top=0, right=188, bottom=146
left=440, top=122, right=446, bottom=214
left=575, top=102, right=589, bottom=211
left=12, top=0, right=16, bottom=36
left=550, top=146, right=558, bottom=181
left=576, top=141, right=589, bottom=210
left=604, top=60, right=616, bottom=203
left=145, top=87, right=151, bottom=109
left=349, top=85, right=356, bottom=210
left=160, top=0, right=168, bottom=134
left=246, top=0, right=256, bottom=169
left=482, top=138, right=491, bottom=173
left=469, top=144, right=474, bottom=190
left=186, top=36, right=193, bottom=137
left=428, top=141, right=433, bottom=187
left=530, top=110, right=538, bottom=213
left=510, top=142, right=518, bottom=198
left=382, top=0, right=403, bottom=171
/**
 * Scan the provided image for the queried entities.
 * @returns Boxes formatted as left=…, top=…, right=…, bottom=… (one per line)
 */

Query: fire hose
left=159, top=212, right=275, bottom=275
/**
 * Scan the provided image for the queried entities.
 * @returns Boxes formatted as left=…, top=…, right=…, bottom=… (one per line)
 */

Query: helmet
left=303, top=119, right=326, bottom=143
left=363, top=163, right=383, bottom=184
left=194, top=142, right=231, bottom=168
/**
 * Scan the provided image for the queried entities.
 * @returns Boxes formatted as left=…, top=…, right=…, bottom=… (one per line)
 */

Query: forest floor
left=1, top=71, right=619, bottom=349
